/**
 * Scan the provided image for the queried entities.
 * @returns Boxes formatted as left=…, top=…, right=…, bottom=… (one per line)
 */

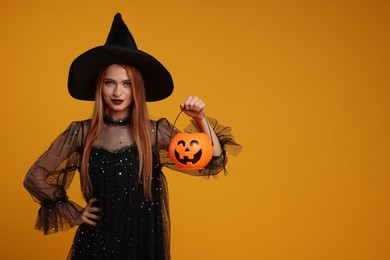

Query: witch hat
left=68, top=13, right=173, bottom=102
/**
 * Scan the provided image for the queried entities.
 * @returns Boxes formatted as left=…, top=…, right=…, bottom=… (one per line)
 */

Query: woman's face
left=102, top=64, right=134, bottom=119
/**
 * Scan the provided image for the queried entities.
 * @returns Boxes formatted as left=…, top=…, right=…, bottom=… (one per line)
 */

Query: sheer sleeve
left=155, top=116, right=241, bottom=176
left=23, top=121, right=88, bottom=235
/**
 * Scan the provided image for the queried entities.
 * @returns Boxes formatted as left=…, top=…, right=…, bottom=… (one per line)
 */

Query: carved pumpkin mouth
left=174, top=149, right=203, bottom=165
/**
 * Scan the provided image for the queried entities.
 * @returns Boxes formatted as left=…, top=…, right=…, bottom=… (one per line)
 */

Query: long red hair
left=81, top=64, right=153, bottom=199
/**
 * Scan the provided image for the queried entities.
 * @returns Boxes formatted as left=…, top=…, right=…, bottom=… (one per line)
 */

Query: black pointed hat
left=68, top=13, right=173, bottom=101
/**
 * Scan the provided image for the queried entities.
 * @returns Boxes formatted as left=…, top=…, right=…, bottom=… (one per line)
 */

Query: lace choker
left=103, top=115, right=132, bottom=126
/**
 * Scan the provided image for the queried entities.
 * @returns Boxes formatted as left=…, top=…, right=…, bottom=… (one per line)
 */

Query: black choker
left=103, top=115, right=132, bottom=126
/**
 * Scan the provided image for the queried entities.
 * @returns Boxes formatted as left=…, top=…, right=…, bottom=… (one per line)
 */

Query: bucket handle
left=169, top=109, right=214, bottom=146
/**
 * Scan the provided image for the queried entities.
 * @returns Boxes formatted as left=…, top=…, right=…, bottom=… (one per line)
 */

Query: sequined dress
left=23, top=116, right=241, bottom=260
left=70, top=144, right=167, bottom=259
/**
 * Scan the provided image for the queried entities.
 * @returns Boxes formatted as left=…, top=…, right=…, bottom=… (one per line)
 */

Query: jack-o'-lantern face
left=174, top=139, right=202, bottom=165
left=169, top=133, right=213, bottom=169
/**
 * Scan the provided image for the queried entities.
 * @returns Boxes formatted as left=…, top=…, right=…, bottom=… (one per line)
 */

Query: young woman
left=24, top=13, right=240, bottom=260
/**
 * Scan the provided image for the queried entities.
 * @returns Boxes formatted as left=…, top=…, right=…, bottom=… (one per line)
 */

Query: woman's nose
left=113, top=86, right=121, bottom=96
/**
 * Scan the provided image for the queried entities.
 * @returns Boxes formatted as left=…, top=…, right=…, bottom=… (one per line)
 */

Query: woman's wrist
left=193, top=114, right=206, bottom=125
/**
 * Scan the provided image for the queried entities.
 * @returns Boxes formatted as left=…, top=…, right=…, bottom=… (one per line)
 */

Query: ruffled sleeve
left=155, top=116, right=241, bottom=176
left=23, top=121, right=88, bottom=235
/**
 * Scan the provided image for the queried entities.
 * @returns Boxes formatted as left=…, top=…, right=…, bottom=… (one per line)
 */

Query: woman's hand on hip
left=75, top=198, right=100, bottom=226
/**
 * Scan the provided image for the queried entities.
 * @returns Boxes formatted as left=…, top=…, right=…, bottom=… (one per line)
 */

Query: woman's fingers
left=88, top=198, right=98, bottom=206
left=180, top=96, right=206, bottom=121
left=83, top=210, right=100, bottom=220
left=181, top=96, right=205, bottom=111
left=80, top=214, right=97, bottom=226
left=76, top=198, right=101, bottom=226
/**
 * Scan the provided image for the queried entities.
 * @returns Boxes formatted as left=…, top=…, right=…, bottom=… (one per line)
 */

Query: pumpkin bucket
left=168, top=110, right=213, bottom=169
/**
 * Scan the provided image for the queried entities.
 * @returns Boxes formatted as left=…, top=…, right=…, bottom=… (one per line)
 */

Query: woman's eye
left=123, top=81, right=132, bottom=87
left=104, top=81, right=115, bottom=86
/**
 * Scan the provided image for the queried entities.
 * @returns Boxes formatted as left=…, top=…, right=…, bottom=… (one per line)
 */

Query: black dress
left=69, top=144, right=167, bottom=259
left=23, top=116, right=241, bottom=260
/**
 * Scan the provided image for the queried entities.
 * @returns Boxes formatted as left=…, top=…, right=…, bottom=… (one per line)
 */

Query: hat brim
left=68, top=46, right=174, bottom=102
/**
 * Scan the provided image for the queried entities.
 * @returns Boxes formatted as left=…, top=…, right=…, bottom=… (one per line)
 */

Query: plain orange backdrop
left=1, top=0, right=389, bottom=259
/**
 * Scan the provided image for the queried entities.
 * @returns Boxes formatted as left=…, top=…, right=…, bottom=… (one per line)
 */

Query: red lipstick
left=111, top=99, right=124, bottom=105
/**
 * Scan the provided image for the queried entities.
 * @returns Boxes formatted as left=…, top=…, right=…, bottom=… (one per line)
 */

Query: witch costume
left=24, top=13, right=241, bottom=260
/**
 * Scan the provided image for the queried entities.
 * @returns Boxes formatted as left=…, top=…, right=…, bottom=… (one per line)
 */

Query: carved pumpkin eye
left=168, top=133, right=213, bottom=169
left=190, top=140, right=199, bottom=146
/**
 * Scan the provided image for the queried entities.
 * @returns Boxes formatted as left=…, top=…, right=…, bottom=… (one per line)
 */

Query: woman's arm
left=180, top=96, right=223, bottom=157
left=155, top=96, right=241, bottom=176
left=23, top=121, right=88, bottom=234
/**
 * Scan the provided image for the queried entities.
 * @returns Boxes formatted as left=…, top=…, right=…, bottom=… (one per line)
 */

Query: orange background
left=1, top=0, right=389, bottom=259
